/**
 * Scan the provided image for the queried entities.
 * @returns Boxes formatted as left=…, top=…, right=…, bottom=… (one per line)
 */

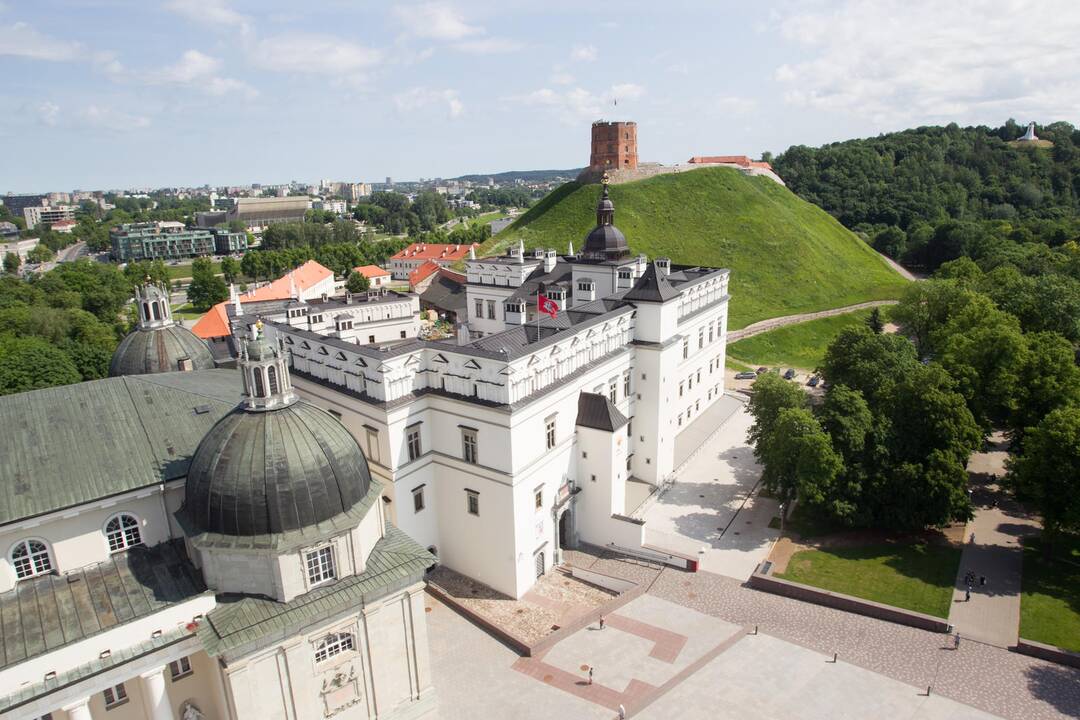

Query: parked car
left=735, top=371, right=757, bottom=380
left=807, top=375, right=821, bottom=387
left=756, top=367, right=768, bottom=375
left=783, top=368, right=796, bottom=380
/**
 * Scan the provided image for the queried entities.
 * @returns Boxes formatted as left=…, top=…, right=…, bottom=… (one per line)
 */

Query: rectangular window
left=534, top=488, right=543, bottom=510
left=365, top=427, right=380, bottom=463
left=462, top=428, right=478, bottom=464
left=546, top=417, right=556, bottom=449
left=400, top=330, right=407, bottom=339
left=698, top=328, right=704, bottom=348
left=412, top=486, right=425, bottom=513
left=466, top=489, right=480, bottom=516
left=623, top=372, right=631, bottom=397
left=103, top=684, right=128, bottom=709
left=697, top=370, right=701, bottom=383
left=407, top=427, right=422, bottom=461
left=368, top=335, right=375, bottom=343
left=609, top=380, right=617, bottom=403
left=475, top=299, right=483, bottom=319
left=486, top=299, right=496, bottom=319
left=709, top=324, right=714, bottom=342
left=305, top=546, right=336, bottom=585
left=679, top=381, right=684, bottom=397
left=169, top=656, right=193, bottom=680
left=682, top=339, right=688, bottom=359
left=677, top=413, right=683, bottom=427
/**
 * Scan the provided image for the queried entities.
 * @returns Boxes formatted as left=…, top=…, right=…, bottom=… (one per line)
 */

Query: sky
left=1, top=0, right=1078, bottom=193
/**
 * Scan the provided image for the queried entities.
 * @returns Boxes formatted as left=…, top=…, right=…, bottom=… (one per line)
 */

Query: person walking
left=954, top=632, right=961, bottom=650
left=965, top=587, right=971, bottom=602
left=588, top=667, right=594, bottom=686
left=599, top=616, right=605, bottom=631
left=618, top=705, right=626, bottom=719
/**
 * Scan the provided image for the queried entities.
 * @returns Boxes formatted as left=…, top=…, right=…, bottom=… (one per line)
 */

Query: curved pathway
left=728, top=300, right=899, bottom=342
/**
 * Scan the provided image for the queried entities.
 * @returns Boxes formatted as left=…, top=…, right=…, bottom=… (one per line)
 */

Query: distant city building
left=386, top=176, right=393, bottom=186
left=0, top=193, right=47, bottom=219
left=23, top=204, right=77, bottom=228
left=0, top=237, right=40, bottom=262
left=210, top=226, right=249, bottom=254
left=312, top=199, right=347, bottom=214
left=51, top=219, right=77, bottom=234
left=343, top=182, right=372, bottom=202
left=0, top=221, right=18, bottom=238
left=388, top=242, right=479, bottom=280
left=110, top=221, right=216, bottom=261
left=196, top=196, right=311, bottom=229
left=590, top=120, right=638, bottom=171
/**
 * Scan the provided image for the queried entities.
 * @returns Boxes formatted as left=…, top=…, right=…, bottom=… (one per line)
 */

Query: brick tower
left=589, top=121, right=638, bottom=171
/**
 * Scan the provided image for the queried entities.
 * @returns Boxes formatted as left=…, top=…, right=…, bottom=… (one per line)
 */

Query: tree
left=872, top=226, right=907, bottom=259
left=820, top=325, right=918, bottom=406
left=3, top=252, right=20, bottom=275
left=865, top=307, right=884, bottom=334
left=746, top=372, right=808, bottom=449
left=27, top=245, right=54, bottom=264
left=891, top=280, right=975, bottom=358
left=346, top=271, right=370, bottom=293
left=0, top=335, right=81, bottom=395
left=1010, top=332, right=1080, bottom=443
left=1008, top=406, right=1080, bottom=543
left=758, top=407, right=843, bottom=511
left=186, top=257, right=228, bottom=312
left=221, top=256, right=240, bottom=284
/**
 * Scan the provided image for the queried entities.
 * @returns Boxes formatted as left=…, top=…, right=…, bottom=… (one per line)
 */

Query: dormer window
left=11, top=539, right=52, bottom=579
left=105, top=513, right=142, bottom=552
left=305, top=545, right=336, bottom=586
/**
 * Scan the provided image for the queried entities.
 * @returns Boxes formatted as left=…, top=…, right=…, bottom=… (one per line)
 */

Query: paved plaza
left=643, top=402, right=781, bottom=579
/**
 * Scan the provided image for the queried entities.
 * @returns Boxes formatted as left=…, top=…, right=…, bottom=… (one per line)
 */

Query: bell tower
left=135, top=281, right=173, bottom=330
left=238, top=320, right=298, bottom=412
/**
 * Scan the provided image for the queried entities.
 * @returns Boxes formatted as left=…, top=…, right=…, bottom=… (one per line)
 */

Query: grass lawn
left=171, top=303, right=204, bottom=320
left=166, top=260, right=221, bottom=280
left=1020, top=535, right=1080, bottom=651
left=777, top=542, right=961, bottom=618
left=726, top=357, right=754, bottom=372
left=484, top=168, right=909, bottom=329
left=728, top=307, right=890, bottom=370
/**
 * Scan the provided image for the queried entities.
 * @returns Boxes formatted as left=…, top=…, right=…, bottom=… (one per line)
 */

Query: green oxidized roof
left=199, top=525, right=435, bottom=659
left=109, top=324, right=216, bottom=377
left=0, top=370, right=242, bottom=526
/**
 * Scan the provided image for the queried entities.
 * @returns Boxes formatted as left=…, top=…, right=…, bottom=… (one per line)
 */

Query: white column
left=62, top=697, right=92, bottom=720
left=140, top=665, right=175, bottom=720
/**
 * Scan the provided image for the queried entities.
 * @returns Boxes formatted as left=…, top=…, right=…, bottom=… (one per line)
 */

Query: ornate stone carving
left=320, top=663, right=363, bottom=717
left=180, top=701, right=204, bottom=720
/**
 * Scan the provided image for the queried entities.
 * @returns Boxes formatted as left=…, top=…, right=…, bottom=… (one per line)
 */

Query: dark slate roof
left=0, top=371, right=242, bottom=526
left=507, top=261, right=575, bottom=302
left=109, top=324, right=216, bottom=377
left=183, top=400, right=373, bottom=537
left=199, top=525, right=434, bottom=658
left=0, top=540, right=207, bottom=671
left=623, top=263, right=680, bottom=303
left=420, top=272, right=468, bottom=314
left=576, top=392, right=629, bottom=432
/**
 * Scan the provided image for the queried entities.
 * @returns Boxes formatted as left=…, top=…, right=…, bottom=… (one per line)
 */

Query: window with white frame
left=466, top=489, right=480, bottom=516
left=486, top=299, right=496, bottom=319
left=406, top=426, right=422, bottom=461
left=698, top=327, right=704, bottom=348
left=10, top=539, right=52, bottom=579
left=169, top=656, right=193, bottom=680
left=534, top=487, right=543, bottom=510
left=461, top=428, right=478, bottom=464
left=474, top=299, right=483, bottom=319
left=608, top=379, right=617, bottom=403
left=412, top=485, right=425, bottom=513
left=545, top=416, right=556, bottom=449
left=105, top=514, right=142, bottom=552
left=103, top=683, right=128, bottom=708
left=623, top=372, right=631, bottom=397
left=682, top=339, right=688, bottom=359
left=305, top=546, right=336, bottom=585
left=314, top=632, right=355, bottom=663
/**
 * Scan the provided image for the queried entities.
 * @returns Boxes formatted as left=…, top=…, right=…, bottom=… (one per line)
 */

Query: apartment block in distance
left=110, top=222, right=245, bottom=261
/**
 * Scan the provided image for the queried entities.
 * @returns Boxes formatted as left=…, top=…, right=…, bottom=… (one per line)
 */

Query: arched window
left=314, top=632, right=355, bottom=663
left=253, top=369, right=265, bottom=397
left=268, top=366, right=279, bottom=394
left=105, top=514, right=142, bottom=552
left=142, top=302, right=151, bottom=322
left=151, top=302, right=161, bottom=320
left=10, top=539, right=52, bottom=579
left=158, top=300, right=169, bottom=320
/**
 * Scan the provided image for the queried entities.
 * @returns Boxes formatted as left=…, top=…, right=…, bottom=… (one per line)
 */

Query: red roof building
left=388, top=242, right=478, bottom=280
left=352, top=264, right=391, bottom=288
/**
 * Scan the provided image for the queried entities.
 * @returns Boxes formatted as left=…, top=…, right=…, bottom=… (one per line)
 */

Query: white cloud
left=714, top=95, right=757, bottom=115
left=774, top=0, right=1080, bottom=126
left=395, top=3, right=482, bottom=40
left=165, top=0, right=250, bottom=33
left=37, top=102, right=60, bottom=126
left=550, top=71, right=575, bottom=86
left=78, top=105, right=151, bottom=132
left=570, top=44, right=597, bottom=62
left=142, top=50, right=258, bottom=98
left=0, top=22, right=82, bottom=61
left=513, top=83, right=644, bottom=124
left=249, top=34, right=382, bottom=77
left=453, top=37, right=522, bottom=54
left=394, top=86, right=464, bottom=118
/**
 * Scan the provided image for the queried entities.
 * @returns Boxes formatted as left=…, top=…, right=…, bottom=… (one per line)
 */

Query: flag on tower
left=538, top=292, right=559, bottom=319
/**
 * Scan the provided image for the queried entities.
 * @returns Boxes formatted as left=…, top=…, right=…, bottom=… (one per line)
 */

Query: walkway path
left=728, top=300, right=899, bottom=342
left=948, top=433, right=1041, bottom=648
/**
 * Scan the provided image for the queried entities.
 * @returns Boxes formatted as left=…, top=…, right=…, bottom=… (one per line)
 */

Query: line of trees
left=352, top=190, right=451, bottom=235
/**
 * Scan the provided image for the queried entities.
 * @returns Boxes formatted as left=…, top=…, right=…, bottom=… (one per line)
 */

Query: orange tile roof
left=391, top=243, right=478, bottom=261
left=408, top=260, right=442, bottom=288
left=191, top=260, right=333, bottom=339
left=353, top=264, right=391, bottom=279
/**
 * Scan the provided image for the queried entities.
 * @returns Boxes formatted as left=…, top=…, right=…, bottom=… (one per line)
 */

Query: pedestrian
left=954, top=633, right=961, bottom=650
left=588, top=667, right=594, bottom=685
left=980, top=576, right=986, bottom=587
left=965, top=587, right=971, bottom=602
left=599, top=616, right=605, bottom=631
left=618, top=704, right=626, bottom=719
left=970, top=532, right=975, bottom=544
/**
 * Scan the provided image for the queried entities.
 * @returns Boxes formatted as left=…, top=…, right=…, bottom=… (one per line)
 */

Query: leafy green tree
left=891, top=280, right=975, bottom=357
left=1010, top=332, right=1080, bottom=443
left=872, top=226, right=907, bottom=259
left=3, top=252, right=20, bottom=275
left=820, top=325, right=919, bottom=405
left=0, top=335, right=81, bottom=395
left=27, top=245, right=54, bottom=263
left=746, top=372, right=808, bottom=449
left=1008, top=406, right=1080, bottom=542
left=220, top=256, right=240, bottom=284
left=346, top=271, right=370, bottom=293
left=758, top=407, right=843, bottom=512
left=865, top=307, right=884, bottom=334
left=186, top=257, right=228, bottom=312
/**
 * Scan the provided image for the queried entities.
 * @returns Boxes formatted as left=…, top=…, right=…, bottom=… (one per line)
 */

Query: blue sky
left=2, top=0, right=1077, bottom=192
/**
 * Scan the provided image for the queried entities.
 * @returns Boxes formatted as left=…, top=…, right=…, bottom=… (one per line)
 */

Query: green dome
left=184, top=401, right=372, bottom=537
left=109, top=325, right=215, bottom=377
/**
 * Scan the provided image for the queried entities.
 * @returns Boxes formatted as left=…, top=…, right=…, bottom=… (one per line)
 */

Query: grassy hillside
left=727, top=308, right=880, bottom=370
left=482, top=168, right=909, bottom=329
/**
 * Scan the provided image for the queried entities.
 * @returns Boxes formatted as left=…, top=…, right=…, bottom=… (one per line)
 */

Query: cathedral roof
left=109, top=324, right=216, bottom=377
left=183, top=400, right=373, bottom=537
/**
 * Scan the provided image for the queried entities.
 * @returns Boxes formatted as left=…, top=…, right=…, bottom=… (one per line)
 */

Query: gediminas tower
left=589, top=121, right=638, bottom=171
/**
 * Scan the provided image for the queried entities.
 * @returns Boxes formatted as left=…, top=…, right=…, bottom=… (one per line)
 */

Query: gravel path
left=728, top=300, right=899, bottom=342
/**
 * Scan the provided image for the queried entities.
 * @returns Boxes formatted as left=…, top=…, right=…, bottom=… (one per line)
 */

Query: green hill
left=482, top=167, right=909, bottom=330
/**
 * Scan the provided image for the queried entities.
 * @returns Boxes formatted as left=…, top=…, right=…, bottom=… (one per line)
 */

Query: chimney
left=456, top=322, right=472, bottom=345
left=345, top=291, right=353, bottom=305
left=656, top=257, right=671, bottom=276
left=504, top=300, right=526, bottom=325
left=544, top=249, right=557, bottom=273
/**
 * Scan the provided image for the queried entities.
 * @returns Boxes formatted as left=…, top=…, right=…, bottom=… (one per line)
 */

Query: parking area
left=643, top=403, right=780, bottom=580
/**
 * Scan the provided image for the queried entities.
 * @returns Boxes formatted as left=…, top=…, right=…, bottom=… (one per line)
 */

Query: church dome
left=582, top=179, right=629, bottom=259
left=109, top=324, right=215, bottom=376
left=184, top=400, right=373, bottom=536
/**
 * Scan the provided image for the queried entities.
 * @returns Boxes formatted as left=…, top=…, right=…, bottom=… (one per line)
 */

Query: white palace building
left=245, top=182, right=732, bottom=599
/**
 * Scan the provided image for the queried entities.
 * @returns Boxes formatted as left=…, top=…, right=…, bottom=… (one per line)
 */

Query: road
left=727, top=300, right=899, bottom=342
left=57, top=241, right=86, bottom=263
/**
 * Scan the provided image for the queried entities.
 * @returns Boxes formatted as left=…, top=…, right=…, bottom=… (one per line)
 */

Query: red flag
left=538, top=293, right=559, bottom=319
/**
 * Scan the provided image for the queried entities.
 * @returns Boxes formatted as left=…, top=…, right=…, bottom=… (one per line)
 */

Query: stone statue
left=181, top=701, right=204, bottom=720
